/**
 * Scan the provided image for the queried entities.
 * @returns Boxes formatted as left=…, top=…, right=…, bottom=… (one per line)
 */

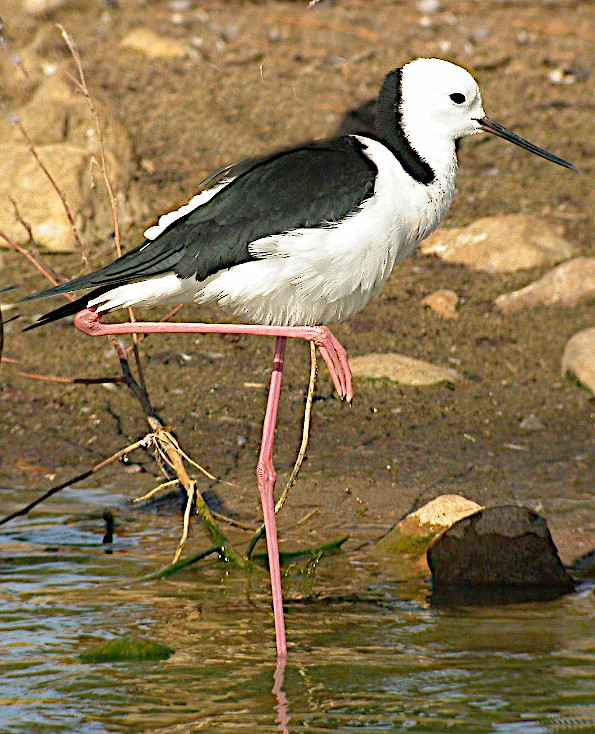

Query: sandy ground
left=1, top=0, right=593, bottom=566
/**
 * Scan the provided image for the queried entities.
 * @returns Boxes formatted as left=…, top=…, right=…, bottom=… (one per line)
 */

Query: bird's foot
left=74, top=308, right=102, bottom=335
left=307, top=326, right=354, bottom=402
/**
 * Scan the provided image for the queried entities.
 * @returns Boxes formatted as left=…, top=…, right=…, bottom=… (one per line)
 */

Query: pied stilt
left=23, top=57, right=577, bottom=658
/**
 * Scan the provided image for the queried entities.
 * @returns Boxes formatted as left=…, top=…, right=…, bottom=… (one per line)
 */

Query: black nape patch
left=374, top=68, right=436, bottom=185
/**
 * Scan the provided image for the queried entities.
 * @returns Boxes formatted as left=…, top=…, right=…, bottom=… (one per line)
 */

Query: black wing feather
left=24, top=136, right=377, bottom=302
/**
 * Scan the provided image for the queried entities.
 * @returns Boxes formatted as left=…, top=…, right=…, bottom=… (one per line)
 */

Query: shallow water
left=1, top=484, right=593, bottom=734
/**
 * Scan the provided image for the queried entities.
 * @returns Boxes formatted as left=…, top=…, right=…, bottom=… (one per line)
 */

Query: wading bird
left=24, top=58, right=577, bottom=658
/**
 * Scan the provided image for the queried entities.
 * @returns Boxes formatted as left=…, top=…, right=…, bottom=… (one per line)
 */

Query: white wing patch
left=143, top=178, right=234, bottom=240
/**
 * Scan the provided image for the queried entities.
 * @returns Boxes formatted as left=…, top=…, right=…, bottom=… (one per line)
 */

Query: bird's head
left=394, top=57, right=578, bottom=171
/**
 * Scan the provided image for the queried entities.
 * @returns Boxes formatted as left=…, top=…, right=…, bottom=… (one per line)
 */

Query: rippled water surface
left=1, top=484, right=593, bottom=733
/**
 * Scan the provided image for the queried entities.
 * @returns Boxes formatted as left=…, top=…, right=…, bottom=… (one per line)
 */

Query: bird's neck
left=375, top=69, right=457, bottom=187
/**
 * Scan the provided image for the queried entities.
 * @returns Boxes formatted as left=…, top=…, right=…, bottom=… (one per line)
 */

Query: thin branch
left=58, top=25, right=121, bottom=254
left=0, top=435, right=153, bottom=527
left=14, top=370, right=125, bottom=384
left=172, top=480, right=196, bottom=564
left=10, top=196, right=34, bottom=242
left=135, top=546, right=220, bottom=582
left=169, top=433, right=233, bottom=485
left=210, top=511, right=258, bottom=531
left=0, top=229, right=72, bottom=295
left=133, top=479, right=179, bottom=504
left=12, top=117, right=89, bottom=269
left=285, top=341, right=317, bottom=490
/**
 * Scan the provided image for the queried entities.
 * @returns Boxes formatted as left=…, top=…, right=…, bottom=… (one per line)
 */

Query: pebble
left=120, top=28, right=190, bottom=60
left=495, top=257, right=595, bottom=313
left=561, top=327, right=595, bottom=395
left=421, top=288, right=460, bottom=319
left=519, top=413, right=545, bottom=431
left=350, top=352, right=460, bottom=386
left=22, top=0, right=66, bottom=15
left=420, top=214, right=575, bottom=272
left=417, top=0, right=441, bottom=13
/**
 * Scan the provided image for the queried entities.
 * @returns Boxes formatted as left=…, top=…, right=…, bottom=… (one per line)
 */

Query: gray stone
left=427, top=505, right=574, bottom=591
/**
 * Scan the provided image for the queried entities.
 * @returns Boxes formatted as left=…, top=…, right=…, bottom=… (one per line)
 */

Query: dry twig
left=12, top=117, right=89, bottom=269
left=0, top=228, right=71, bottom=293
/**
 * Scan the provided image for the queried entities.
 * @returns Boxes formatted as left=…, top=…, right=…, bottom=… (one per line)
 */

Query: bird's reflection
left=272, top=656, right=291, bottom=733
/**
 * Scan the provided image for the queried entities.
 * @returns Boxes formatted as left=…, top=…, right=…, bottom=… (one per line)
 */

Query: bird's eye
left=450, top=93, right=466, bottom=104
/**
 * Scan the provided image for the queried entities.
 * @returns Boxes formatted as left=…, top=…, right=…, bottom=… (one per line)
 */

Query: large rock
left=561, top=327, right=595, bottom=395
left=495, top=257, right=595, bottom=313
left=351, top=353, right=460, bottom=386
left=0, top=142, right=125, bottom=252
left=373, top=495, right=483, bottom=578
left=0, top=46, right=143, bottom=252
left=420, top=214, right=576, bottom=272
left=427, top=505, right=575, bottom=591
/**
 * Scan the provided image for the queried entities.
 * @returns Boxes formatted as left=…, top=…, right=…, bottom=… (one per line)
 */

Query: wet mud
left=1, top=0, right=593, bottom=565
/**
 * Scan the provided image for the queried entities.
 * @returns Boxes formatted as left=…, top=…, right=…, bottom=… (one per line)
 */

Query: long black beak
left=477, top=117, right=579, bottom=172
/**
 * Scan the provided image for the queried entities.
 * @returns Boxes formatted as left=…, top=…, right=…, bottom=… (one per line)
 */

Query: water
left=0, top=484, right=593, bottom=733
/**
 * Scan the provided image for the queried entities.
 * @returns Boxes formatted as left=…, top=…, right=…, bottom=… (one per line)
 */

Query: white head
left=379, top=57, right=577, bottom=174
left=400, top=58, right=486, bottom=142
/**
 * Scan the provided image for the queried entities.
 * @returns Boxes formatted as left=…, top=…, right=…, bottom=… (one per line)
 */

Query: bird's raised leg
left=257, top=336, right=288, bottom=657
left=73, top=309, right=354, bottom=657
left=74, top=311, right=354, bottom=402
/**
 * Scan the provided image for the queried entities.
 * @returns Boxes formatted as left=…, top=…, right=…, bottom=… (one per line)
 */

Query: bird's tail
left=23, top=287, right=111, bottom=331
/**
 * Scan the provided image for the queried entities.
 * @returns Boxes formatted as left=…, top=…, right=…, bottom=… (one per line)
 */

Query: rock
left=351, top=353, right=460, bottom=386
left=373, top=495, right=483, bottom=578
left=420, top=214, right=575, bottom=272
left=0, top=60, right=143, bottom=251
left=0, top=143, right=93, bottom=251
left=22, top=0, right=67, bottom=15
left=427, top=505, right=575, bottom=591
left=380, top=495, right=483, bottom=551
left=519, top=413, right=545, bottom=431
left=120, top=28, right=190, bottom=59
left=495, top=257, right=595, bottom=313
left=421, top=288, right=460, bottom=318
left=561, top=327, right=595, bottom=395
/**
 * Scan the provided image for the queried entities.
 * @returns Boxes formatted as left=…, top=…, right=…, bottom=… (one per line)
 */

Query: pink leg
left=74, top=310, right=354, bottom=402
left=73, top=308, right=355, bottom=657
left=257, top=336, right=287, bottom=658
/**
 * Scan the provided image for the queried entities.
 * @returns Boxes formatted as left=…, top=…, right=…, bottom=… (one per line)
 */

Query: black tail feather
left=23, top=287, right=111, bottom=331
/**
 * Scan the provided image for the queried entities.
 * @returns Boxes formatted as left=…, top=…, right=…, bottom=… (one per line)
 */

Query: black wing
left=23, top=136, right=377, bottom=302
